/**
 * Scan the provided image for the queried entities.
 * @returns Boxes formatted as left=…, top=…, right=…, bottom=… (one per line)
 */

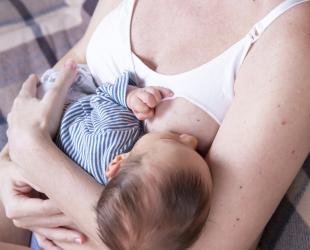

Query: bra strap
left=248, top=0, right=310, bottom=42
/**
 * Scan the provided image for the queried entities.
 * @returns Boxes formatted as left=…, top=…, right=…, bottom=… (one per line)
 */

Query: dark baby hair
left=96, top=154, right=210, bottom=250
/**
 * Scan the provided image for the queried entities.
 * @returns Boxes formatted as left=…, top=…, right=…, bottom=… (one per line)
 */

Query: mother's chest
left=146, top=98, right=220, bottom=155
left=131, top=1, right=237, bottom=75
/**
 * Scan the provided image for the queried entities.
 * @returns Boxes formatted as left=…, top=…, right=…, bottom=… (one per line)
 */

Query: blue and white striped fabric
left=56, top=72, right=144, bottom=184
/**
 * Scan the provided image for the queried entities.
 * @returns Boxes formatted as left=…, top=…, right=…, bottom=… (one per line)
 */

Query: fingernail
left=169, top=91, right=174, bottom=96
left=65, top=59, right=76, bottom=70
left=74, top=237, right=83, bottom=244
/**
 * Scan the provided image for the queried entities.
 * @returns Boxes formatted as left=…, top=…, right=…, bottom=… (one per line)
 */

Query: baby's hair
left=96, top=154, right=210, bottom=250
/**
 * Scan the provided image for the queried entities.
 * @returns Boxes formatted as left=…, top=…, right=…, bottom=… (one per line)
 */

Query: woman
left=1, top=0, right=310, bottom=249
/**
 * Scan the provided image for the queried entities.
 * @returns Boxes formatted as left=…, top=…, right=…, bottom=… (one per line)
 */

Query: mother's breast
left=146, top=98, right=220, bottom=155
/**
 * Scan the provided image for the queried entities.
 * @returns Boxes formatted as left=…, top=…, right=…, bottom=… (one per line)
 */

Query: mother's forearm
left=18, top=137, right=104, bottom=243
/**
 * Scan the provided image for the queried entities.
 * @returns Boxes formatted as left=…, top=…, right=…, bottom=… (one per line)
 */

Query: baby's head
left=96, top=132, right=212, bottom=250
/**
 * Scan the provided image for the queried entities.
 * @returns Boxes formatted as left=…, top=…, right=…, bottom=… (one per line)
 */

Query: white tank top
left=86, top=0, right=309, bottom=124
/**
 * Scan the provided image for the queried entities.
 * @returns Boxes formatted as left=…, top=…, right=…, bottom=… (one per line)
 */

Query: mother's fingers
left=18, top=74, right=39, bottom=98
left=35, top=233, right=64, bottom=250
left=42, top=59, right=77, bottom=108
left=31, top=227, right=86, bottom=244
left=6, top=197, right=61, bottom=219
left=13, top=213, right=73, bottom=229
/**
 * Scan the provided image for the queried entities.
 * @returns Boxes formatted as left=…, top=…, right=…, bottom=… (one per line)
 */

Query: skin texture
left=1, top=0, right=310, bottom=249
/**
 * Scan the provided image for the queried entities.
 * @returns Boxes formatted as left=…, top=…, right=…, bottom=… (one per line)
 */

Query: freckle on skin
left=239, top=186, right=243, bottom=189
left=196, top=119, right=200, bottom=122
left=291, top=150, right=295, bottom=155
left=236, top=218, right=240, bottom=222
left=277, top=104, right=281, bottom=108
left=281, top=120, right=286, bottom=125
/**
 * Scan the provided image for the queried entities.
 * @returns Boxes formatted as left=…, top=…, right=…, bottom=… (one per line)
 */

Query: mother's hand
left=6, top=60, right=76, bottom=163
left=4, top=59, right=104, bottom=249
left=0, top=146, right=86, bottom=250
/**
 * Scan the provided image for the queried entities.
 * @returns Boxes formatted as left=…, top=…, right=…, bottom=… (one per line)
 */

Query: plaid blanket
left=0, top=1, right=309, bottom=249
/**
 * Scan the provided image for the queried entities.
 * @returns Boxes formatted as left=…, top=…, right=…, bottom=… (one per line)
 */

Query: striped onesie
left=40, top=66, right=144, bottom=184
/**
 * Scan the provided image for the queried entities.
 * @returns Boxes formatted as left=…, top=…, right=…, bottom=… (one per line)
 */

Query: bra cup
left=86, top=0, right=310, bottom=124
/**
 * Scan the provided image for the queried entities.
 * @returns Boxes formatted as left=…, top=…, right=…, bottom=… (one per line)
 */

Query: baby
left=40, top=66, right=212, bottom=250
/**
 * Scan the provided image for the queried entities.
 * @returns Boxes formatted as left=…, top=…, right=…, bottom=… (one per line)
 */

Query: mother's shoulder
left=235, top=1, right=310, bottom=95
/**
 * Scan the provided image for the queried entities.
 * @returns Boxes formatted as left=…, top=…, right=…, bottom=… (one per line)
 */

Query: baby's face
left=129, top=132, right=213, bottom=192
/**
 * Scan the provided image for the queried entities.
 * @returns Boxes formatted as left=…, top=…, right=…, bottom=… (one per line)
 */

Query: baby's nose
left=179, top=134, right=198, bottom=149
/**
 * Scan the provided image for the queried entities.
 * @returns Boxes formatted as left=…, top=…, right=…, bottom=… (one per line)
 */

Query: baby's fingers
left=147, top=87, right=174, bottom=100
left=131, top=96, right=151, bottom=113
left=134, top=109, right=154, bottom=120
left=142, top=86, right=174, bottom=106
left=142, top=87, right=162, bottom=104
left=136, top=91, right=158, bottom=108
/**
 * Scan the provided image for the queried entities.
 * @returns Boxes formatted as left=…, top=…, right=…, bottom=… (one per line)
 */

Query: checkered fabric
left=0, top=1, right=309, bottom=249
left=0, top=0, right=97, bottom=117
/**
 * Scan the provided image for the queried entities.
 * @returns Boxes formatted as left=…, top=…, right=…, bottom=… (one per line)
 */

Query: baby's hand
left=126, top=86, right=173, bottom=120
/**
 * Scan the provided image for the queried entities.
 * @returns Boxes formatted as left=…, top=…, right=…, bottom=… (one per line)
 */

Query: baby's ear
left=106, top=153, right=129, bottom=180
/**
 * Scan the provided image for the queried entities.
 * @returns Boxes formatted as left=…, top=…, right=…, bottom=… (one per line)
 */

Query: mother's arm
left=6, top=71, right=108, bottom=249
left=27, top=0, right=123, bottom=244
left=193, top=6, right=310, bottom=250
left=1, top=1, right=121, bottom=249
left=21, top=136, right=105, bottom=247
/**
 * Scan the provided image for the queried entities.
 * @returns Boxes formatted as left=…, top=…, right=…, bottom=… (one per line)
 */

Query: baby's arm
left=97, top=72, right=173, bottom=120
left=126, top=84, right=173, bottom=120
